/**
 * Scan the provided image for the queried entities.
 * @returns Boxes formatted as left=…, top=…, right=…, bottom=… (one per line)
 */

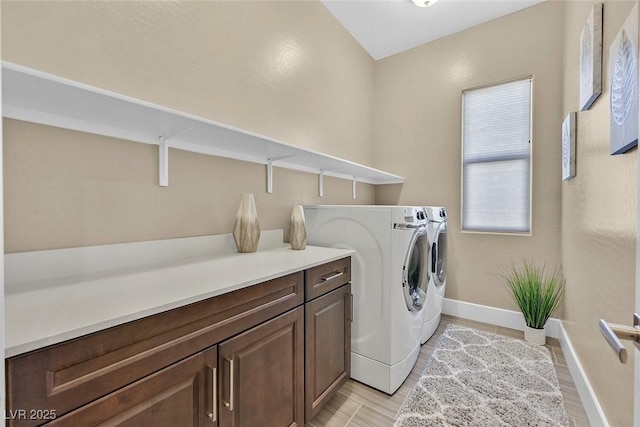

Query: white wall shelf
left=1, top=62, right=404, bottom=193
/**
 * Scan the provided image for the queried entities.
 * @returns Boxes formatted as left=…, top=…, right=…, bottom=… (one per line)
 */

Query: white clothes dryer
left=303, top=205, right=430, bottom=394
left=421, top=206, right=448, bottom=344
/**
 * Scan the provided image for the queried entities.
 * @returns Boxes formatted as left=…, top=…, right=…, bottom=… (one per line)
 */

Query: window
left=461, top=77, right=532, bottom=233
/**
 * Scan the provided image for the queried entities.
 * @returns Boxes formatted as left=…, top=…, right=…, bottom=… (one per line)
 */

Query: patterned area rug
left=395, top=325, right=569, bottom=427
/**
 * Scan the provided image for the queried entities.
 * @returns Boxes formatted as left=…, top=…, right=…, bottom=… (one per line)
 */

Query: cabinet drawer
left=47, top=346, right=217, bottom=427
left=6, top=272, right=303, bottom=426
left=304, top=257, right=351, bottom=302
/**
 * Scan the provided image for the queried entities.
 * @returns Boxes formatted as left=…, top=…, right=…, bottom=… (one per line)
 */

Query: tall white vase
left=232, top=193, right=260, bottom=253
left=289, top=205, right=307, bottom=250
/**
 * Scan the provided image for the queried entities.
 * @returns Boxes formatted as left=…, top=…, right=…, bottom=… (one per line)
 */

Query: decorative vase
left=289, top=205, right=307, bottom=250
left=524, top=325, right=546, bottom=345
left=232, top=193, right=260, bottom=253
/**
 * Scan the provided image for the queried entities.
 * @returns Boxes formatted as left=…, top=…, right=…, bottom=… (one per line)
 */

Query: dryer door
left=402, top=226, right=430, bottom=311
left=432, top=220, right=447, bottom=287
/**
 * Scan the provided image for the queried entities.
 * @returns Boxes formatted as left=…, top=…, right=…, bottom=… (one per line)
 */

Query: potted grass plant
left=502, top=260, right=565, bottom=345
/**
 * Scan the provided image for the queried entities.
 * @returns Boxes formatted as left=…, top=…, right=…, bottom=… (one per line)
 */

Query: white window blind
left=462, top=78, right=532, bottom=233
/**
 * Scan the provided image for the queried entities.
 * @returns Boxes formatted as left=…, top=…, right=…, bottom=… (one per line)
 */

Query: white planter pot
left=524, top=325, right=546, bottom=345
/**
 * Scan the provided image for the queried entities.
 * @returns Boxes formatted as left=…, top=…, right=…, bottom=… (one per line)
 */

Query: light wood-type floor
left=308, top=314, right=590, bottom=427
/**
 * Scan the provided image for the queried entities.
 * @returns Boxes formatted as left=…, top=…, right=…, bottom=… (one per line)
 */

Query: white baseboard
left=556, top=322, right=609, bottom=427
left=442, top=298, right=609, bottom=427
left=442, top=298, right=561, bottom=339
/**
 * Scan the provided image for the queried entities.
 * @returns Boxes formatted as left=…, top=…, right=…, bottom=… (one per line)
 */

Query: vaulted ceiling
left=322, top=0, right=545, bottom=60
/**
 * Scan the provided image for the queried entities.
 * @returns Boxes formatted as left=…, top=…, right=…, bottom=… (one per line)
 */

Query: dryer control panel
left=425, top=206, right=447, bottom=222
left=401, top=207, right=427, bottom=223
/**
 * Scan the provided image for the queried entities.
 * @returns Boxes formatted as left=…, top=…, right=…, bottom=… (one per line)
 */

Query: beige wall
left=374, top=2, right=564, bottom=310
left=375, top=2, right=638, bottom=424
left=562, top=2, right=637, bottom=426
left=3, top=119, right=374, bottom=252
left=3, top=1, right=639, bottom=424
left=1, top=1, right=376, bottom=252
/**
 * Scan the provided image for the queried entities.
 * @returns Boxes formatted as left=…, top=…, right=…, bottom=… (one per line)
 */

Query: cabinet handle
left=322, top=271, right=344, bottom=282
left=224, top=357, right=234, bottom=411
left=207, top=366, right=217, bottom=422
left=345, top=292, right=353, bottom=322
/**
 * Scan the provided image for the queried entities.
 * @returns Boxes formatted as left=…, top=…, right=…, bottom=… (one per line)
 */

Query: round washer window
left=404, top=228, right=429, bottom=311
left=433, top=221, right=447, bottom=287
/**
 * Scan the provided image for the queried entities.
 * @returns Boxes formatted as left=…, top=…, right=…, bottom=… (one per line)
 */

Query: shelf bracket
left=159, top=138, right=169, bottom=187
left=318, top=170, right=325, bottom=198
left=266, top=155, right=295, bottom=194
left=352, top=177, right=357, bottom=200
left=158, top=128, right=190, bottom=187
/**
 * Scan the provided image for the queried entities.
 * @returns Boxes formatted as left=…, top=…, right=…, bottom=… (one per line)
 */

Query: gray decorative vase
left=289, top=205, right=307, bottom=250
left=232, top=193, right=260, bottom=253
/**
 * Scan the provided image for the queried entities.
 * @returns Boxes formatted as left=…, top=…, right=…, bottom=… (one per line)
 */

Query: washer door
left=432, top=220, right=447, bottom=287
left=402, top=226, right=430, bottom=311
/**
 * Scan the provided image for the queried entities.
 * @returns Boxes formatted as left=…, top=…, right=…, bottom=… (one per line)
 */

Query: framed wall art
left=609, top=3, right=639, bottom=155
left=580, top=4, right=603, bottom=111
left=562, top=112, right=576, bottom=181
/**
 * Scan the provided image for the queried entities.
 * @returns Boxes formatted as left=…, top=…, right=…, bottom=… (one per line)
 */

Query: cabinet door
left=305, top=284, right=352, bottom=422
left=219, top=307, right=304, bottom=427
left=47, top=346, right=218, bottom=427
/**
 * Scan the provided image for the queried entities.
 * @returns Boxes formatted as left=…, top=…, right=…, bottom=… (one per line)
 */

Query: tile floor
left=307, top=314, right=590, bottom=427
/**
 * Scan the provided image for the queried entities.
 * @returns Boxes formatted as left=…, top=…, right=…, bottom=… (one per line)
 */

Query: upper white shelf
left=1, top=61, right=404, bottom=188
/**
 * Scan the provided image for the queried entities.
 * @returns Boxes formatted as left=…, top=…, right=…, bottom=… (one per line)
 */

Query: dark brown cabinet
left=219, top=307, right=304, bottom=427
left=305, top=284, right=352, bottom=422
left=304, top=257, right=352, bottom=422
left=48, top=346, right=218, bottom=427
left=5, top=257, right=351, bottom=426
left=49, top=307, right=306, bottom=427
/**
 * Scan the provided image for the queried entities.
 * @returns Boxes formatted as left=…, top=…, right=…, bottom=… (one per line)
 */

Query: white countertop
left=5, top=244, right=354, bottom=357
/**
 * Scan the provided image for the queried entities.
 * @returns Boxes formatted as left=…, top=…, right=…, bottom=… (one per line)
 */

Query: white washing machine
left=421, top=206, right=448, bottom=344
left=303, top=205, right=429, bottom=394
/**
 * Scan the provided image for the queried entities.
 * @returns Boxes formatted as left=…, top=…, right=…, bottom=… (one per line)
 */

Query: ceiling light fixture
left=411, top=0, right=440, bottom=7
